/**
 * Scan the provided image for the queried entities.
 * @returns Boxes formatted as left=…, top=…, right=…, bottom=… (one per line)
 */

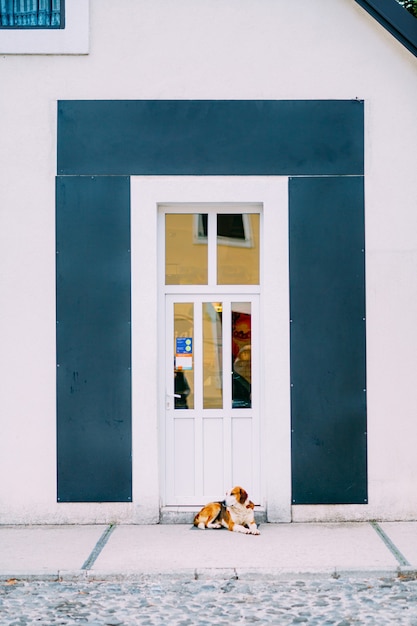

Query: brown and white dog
left=193, top=486, right=260, bottom=535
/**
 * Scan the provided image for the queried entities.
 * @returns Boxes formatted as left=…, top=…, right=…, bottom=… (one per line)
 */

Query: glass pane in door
left=174, top=302, right=194, bottom=409
left=166, top=214, right=208, bottom=285
left=203, top=302, right=223, bottom=409
left=232, top=303, right=252, bottom=408
left=217, top=214, right=260, bottom=285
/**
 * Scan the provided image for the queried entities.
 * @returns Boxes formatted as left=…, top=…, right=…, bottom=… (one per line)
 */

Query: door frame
left=131, top=176, right=291, bottom=522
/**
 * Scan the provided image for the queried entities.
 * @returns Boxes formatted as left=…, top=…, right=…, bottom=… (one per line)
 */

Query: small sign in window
left=175, top=337, right=193, bottom=370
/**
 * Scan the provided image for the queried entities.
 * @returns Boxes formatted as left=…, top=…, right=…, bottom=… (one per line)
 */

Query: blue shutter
left=0, top=0, right=63, bottom=27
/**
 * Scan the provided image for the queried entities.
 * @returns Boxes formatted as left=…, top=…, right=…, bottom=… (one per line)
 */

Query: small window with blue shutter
left=0, top=0, right=65, bottom=29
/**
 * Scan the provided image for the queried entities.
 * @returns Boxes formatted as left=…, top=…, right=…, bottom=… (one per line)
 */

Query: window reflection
left=174, top=303, right=194, bottom=409
left=203, top=302, right=223, bottom=409
left=232, top=304, right=251, bottom=408
left=217, top=214, right=260, bottom=285
left=166, top=214, right=208, bottom=285
left=165, top=212, right=260, bottom=286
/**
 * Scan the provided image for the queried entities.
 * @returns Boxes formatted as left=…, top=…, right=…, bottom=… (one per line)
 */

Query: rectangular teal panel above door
left=289, top=176, right=367, bottom=505
left=56, top=176, right=132, bottom=502
left=57, top=100, right=364, bottom=177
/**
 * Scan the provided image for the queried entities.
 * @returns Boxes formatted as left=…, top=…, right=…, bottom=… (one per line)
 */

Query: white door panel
left=165, top=295, right=260, bottom=505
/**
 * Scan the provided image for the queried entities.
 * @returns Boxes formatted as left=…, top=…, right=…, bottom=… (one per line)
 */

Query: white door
left=161, top=207, right=261, bottom=506
left=165, top=295, right=260, bottom=505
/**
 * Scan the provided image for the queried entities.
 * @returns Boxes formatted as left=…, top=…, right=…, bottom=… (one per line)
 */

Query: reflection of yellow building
left=166, top=213, right=260, bottom=285
left=166, top=214, right=208, bottom=284
left=202, top=303, right=223, bottom=409
left=170, top=213, right=258, bottom=410
left=174, top=301, right=252, bottom=411
left=173, top=302, right=224, bottom=410
left=174, top=303, right=195, bottom=409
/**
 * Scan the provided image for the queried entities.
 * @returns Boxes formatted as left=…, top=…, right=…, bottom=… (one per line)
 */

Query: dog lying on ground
left=193, top=486, right=260, bottom=535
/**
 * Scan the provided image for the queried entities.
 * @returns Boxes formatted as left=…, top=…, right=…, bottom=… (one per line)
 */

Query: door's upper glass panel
left=217, top=214, right=260, bottom=285
left=166, top=214, right=208, bottom=285
left=165, top=211, right=260, bottom=286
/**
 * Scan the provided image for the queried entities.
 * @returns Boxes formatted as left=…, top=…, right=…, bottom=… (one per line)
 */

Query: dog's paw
left=233, top=524, right=251, bottom=534
left=207, top=522, right=222, bottom=529
left=249, top=527, right=260, bottom=535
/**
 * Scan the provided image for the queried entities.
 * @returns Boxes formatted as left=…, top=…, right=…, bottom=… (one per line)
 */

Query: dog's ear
left=238, top=487, right=248, bottom=504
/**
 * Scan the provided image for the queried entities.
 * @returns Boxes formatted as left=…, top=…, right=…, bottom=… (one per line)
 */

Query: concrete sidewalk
left=1, top=521, right=417, bottom=582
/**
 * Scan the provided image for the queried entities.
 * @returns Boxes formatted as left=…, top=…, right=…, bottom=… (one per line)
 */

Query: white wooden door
left=161, top=206, right=261, bottom=506
left=165, top=295, right=260, bottom=505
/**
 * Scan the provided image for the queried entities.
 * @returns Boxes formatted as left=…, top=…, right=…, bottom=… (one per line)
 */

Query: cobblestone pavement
left=1, top=576, right=417, bottom=625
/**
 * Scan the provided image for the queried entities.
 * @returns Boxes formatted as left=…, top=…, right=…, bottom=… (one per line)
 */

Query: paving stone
left=2, top=577, right=417, bottom=625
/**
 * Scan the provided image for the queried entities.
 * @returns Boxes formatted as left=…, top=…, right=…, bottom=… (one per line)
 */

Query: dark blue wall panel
left=289, top=176, right=367, bottom=504
left=57, top=100, right=364, bottom=176
left=56, top=100, right=366, bottom=504
left=56, top=176, right=132, bottom=502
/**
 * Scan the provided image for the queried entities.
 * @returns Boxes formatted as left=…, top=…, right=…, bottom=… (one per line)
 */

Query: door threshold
left=160, top=506, right=267, bottom=525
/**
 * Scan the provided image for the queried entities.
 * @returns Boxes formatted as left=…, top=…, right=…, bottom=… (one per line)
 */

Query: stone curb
left=0, top=566, right=408, bottom=583
left=0, top=572, right=61, bottom=582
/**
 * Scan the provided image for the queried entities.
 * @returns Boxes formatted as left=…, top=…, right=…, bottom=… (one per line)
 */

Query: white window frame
left=0, top=0, right=89, bottom=54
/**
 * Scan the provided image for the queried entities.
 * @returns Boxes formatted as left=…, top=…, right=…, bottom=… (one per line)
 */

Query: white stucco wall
left=0, top=0, right=416, bottom=523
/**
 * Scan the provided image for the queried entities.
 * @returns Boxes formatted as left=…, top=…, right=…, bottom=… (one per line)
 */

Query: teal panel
left=57, top=100, right=364, bottom=176
left=56, top=176, right=131, bottom=502
left=56, top=100, right=367, bottom=504
left=289, top=176, right=367, bottom=504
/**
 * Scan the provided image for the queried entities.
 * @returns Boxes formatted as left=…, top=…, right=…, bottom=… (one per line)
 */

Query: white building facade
left=1, top=0, right=417, bottom=524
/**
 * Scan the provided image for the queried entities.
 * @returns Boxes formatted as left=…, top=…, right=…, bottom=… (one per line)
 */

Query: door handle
left=166, top=392, right=181, bottom=409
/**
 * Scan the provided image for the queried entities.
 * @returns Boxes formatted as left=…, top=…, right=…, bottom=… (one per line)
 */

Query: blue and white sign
left=176, top=337, right=193, bottom=354
left=175, top=337, right=193, bottom=370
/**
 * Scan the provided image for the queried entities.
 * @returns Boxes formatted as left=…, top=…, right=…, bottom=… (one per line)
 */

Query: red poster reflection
left=232, top=309, right=251, bottom=408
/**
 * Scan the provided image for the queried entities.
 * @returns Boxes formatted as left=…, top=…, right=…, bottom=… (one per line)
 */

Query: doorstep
left=159, top=506, right=268, bottom=524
